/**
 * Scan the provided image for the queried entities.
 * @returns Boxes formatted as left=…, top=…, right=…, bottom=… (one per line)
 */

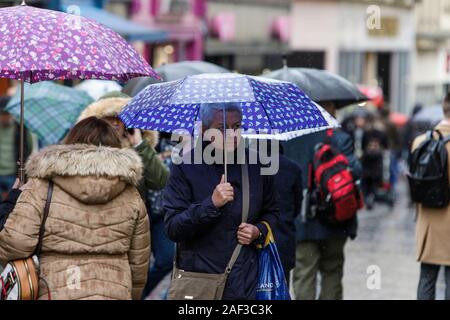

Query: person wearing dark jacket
left=361, top=128, right=389, bottom=210
left=163, top=103, right=280, bottom=300
left=273, top=152, right=303, bottom=278
left=0, top=96, right=33, bottom=200
left=0, top=182, right=21, bottom=232
left=282, top=101, right=362, bottom=300
left=0, top=183, right=21, bottom=273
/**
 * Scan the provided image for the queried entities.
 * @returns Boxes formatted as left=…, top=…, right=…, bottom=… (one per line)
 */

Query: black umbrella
left=122, top=61, right=230, bottom=97
left=413, top=105, right=443, bottom=126
left=264, top=67, right=368, bottom=109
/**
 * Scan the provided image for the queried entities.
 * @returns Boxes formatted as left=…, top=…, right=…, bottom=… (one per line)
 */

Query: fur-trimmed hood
left=25, top=144, right=143, bottom=204
left=77, top=97, right=159, bottom=148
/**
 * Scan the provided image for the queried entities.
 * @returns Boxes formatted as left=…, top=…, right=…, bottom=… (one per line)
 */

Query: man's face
left=204, top=110, right=242, bottom=151
left=103, top=116, right=126, bottom=137
left=355, top=116, right=366, bottom=128
left=0, top=112, right=12, bottom=127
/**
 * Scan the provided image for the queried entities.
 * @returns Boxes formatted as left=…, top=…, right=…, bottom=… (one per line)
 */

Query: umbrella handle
left=223, top=106, right=227, bottom=183
left=18, top=78, right=25, bottom=183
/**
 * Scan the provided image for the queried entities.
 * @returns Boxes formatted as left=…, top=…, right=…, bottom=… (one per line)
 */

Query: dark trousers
left=141, top=216, right=175, bottom=299
left=418, top=263, right=450, bottom=300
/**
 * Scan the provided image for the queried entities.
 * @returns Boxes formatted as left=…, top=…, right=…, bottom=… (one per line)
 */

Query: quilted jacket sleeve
left=128, top=197, right=151, bottom=300
left=0, top=179, right=44, bottom=267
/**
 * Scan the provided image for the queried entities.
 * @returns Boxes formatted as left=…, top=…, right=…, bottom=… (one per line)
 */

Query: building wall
left=290, top=0, right=339, bottom=72
left=291, top=0, right=415, bottom=68
left=290, top=0, right=416, bottom=113
left=207, top=2, right=288, bottom=43
left=415, top=49, right=446, bottom=105
left=416, top=0, right=450, bottom=106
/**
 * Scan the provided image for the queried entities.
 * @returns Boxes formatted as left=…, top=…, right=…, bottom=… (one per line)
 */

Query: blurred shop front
left=204, top=0, right=291, bottom=75
left=131, top=0, right=206, bottom=67
left=291, top=0, right=416, bottom=114
left=415, top=0, right=450, bottom=107
left=0, top=0, right=169, bottom=94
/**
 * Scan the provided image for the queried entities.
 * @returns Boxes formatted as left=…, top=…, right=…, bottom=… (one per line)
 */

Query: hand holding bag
left=256, top=221, right=291, bottom=300
left=167, top=162, right=249, bottom=300
left=0, top=181, right=53, bottom=300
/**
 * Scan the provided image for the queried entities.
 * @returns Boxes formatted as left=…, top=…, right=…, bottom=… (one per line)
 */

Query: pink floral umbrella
left=0, top=2, right=161, bottom=181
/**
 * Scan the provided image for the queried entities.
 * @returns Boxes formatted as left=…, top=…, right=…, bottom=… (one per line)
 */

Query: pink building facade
left=131, top=0, right=206, bottom=65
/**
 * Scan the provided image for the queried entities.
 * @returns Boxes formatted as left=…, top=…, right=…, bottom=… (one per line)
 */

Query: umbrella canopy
left=0, top=2, right=159, bottom=181
left=123, top=61, right=230, bottom=97
left=157, top=61, right=230, bottom=81
left=5, top=81, right=94, bottom=146
left=390, top=112, right=409, bottom=128
left=119, top=73, right=339, bottom=138
left=75, top=80, right=122, bottom=100
left=413, top=105, right=444, bottom=126
left=357, top=85, right=384, bottom=108
left=0, top=3, right=160, bottom=82
left=264, top=67, right=367, bottom=109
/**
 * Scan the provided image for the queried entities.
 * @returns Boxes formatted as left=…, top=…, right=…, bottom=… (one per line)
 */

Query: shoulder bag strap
left=224, top=161, right=249, bottom=274
left=34, top=181, right=54, bottom=257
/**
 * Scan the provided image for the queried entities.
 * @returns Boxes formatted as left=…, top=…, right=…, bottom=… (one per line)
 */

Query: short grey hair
left=199, top=103, right=242, bottom=127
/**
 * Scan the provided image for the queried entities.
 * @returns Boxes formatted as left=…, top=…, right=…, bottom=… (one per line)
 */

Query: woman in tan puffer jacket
left=0, top=117, right=150, bottom=300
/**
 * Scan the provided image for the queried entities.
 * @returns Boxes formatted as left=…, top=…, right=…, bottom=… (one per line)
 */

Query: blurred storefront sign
left=367, top=17, right=399, bottom=38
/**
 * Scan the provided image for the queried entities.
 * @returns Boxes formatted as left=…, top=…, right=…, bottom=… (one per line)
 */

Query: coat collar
left=25, top=144, right=143, bottom=186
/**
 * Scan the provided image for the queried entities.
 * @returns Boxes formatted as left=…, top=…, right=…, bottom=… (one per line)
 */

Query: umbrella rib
left=168, top=77, right=188, bottom=105
left=259, top=101, right=275, bottom=133
left=192, top=104, right=201, bottom=135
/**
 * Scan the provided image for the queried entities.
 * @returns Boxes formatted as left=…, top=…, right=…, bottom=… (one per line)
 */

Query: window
left=158, top=0, right=190, bottom=16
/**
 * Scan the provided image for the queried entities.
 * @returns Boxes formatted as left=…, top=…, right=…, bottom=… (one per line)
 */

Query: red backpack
left=310, top=130, right=363, bottom=224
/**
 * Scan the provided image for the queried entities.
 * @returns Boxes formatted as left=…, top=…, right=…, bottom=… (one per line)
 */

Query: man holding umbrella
left=120, top=72, right=340, bottom=300
left=163, top=103, right=280, bottom=300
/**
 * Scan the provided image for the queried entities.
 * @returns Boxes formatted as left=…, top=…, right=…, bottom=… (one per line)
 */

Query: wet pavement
left=343, top=176, right=445, bottom=300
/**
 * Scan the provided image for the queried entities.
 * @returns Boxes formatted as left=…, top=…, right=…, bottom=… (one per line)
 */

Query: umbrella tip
left=21, top=0, right=27, bottom=6
left=282, top=54, right=288, bottom=69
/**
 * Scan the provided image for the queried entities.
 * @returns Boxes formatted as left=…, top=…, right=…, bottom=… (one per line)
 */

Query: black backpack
left=408, top=130, right=450, bottom=208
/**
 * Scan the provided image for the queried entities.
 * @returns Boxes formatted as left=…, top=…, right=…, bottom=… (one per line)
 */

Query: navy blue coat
left=273, top=155, right=303, bottom=274
left=282, top=129, right=362, bottom=242
left=163, top=148, right=280, bottom=300
left=0, top=189, right=21, bottom=232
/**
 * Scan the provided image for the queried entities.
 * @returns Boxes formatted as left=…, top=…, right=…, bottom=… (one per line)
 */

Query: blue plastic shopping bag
left=256, top=222, right=291, bottom=300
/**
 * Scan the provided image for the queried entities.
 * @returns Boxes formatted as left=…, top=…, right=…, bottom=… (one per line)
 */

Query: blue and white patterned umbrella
left=119, top=73, right=338, bottom=139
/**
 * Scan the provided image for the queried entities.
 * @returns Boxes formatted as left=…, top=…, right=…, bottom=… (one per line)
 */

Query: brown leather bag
left=0, top=181, right=53, bottom=300
left=167, top=163, right=249, bottom=300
